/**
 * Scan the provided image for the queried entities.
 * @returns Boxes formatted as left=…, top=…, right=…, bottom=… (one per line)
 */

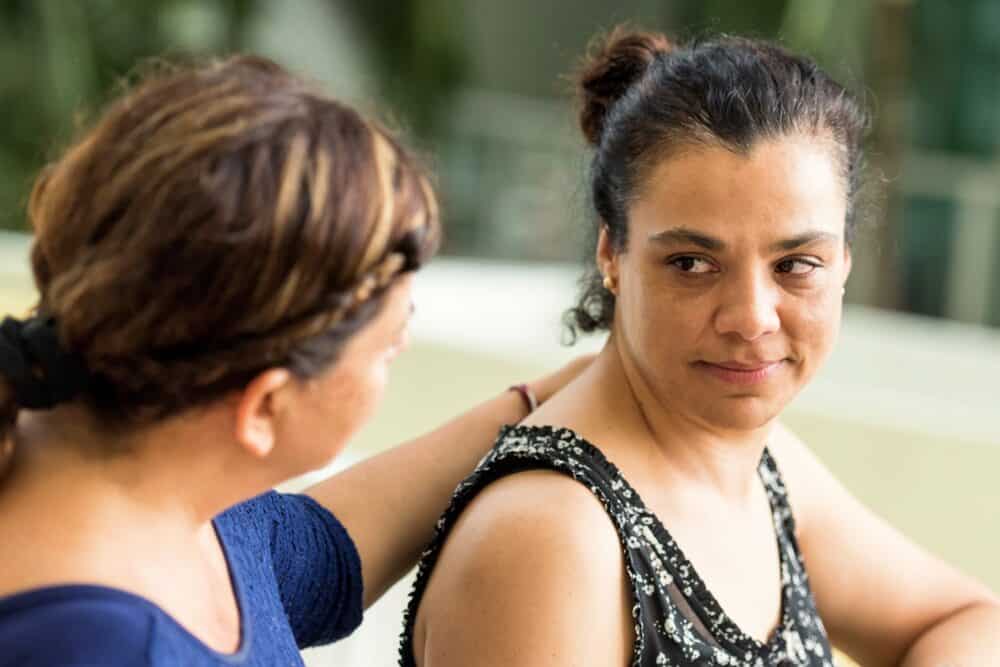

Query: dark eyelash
left=667, top=255, right=715, bottom=271
left=776, top=258, right=823, bottom=273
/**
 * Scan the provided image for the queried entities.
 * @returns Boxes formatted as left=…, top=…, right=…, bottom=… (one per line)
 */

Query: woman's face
left=279, top=275, right=414, bottom=471
left=601, top=135, right=851, bottom=432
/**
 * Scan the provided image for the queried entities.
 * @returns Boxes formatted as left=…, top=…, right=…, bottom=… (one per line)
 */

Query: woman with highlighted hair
left=0, top=57, right=587, bottom=665
left=402, top=28, right=1000, bottom=667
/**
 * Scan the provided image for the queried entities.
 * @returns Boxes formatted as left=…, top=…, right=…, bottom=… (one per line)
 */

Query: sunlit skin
left=415, top=135, right=855, bottom=663
left=271, top=275, right=415, bottom=475
left=0, top=277, right=413, bottom=653
left=600, top=134, right=851, bottom=436
left=415, top=105, right=1000, bottom=667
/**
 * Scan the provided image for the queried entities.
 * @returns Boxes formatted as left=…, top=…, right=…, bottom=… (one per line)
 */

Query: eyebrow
left=768, top=231, right=840, bottom=252
left=647, top=227, right=725, bottom=250
left=647, top=227, right=840, bottom=252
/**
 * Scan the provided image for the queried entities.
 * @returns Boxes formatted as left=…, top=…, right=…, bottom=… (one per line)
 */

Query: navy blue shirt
left=0, top=491, right=364, bottom=666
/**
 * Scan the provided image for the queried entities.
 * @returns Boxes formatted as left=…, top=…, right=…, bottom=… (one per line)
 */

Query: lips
left=710, top=360, right=783, bottom=371
left=694, top=359, right=786, bottom=385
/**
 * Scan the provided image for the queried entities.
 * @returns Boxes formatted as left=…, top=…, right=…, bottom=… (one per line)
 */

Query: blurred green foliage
left=351, top=0, right=469, bottom=137
left=0, top=0, right=872, bottom=233
left=0, top=0, right=256, bottom=231
left=3, top=1, right=998, bottom=326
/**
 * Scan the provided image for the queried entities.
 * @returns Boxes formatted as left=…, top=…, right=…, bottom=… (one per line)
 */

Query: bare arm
left=900, top=602, right=1000, bottom=666
left=769, top=423, right=1000, bottom=666
left=306, top=357, right=591, bottom=608
left=416, top=470, right=633, bottom=666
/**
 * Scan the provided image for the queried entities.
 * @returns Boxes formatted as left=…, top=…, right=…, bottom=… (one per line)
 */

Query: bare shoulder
left=415, top=469, right=633, bottom=666
left=421, top=468, right=624, bottom=600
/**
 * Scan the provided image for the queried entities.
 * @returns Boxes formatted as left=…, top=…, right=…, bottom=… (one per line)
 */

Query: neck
left=2, top=406, right=278, bottom=530
left=592, top=337, right=773, bottom=502
left=0, top=407, right=257, bottom=646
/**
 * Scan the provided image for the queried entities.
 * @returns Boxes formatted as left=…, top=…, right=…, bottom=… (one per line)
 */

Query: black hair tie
left=0, top=316, right=89, bottom=410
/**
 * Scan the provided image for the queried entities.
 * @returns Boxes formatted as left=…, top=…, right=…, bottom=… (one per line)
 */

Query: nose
left=713, top=272, right=781, bottom=342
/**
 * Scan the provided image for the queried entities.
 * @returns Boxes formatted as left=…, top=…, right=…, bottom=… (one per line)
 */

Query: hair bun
left=577, top=26, right=674, bottom=147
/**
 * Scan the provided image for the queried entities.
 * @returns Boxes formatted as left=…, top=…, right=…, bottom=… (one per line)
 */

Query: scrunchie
left=0, top=316, right=89, bottom=410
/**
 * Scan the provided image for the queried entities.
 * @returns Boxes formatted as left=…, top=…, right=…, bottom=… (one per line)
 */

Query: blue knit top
left=0, top=491, right=364, bottom=666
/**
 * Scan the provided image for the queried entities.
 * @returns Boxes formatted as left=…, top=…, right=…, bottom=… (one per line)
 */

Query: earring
left=603, top=275, right=616, bottom=292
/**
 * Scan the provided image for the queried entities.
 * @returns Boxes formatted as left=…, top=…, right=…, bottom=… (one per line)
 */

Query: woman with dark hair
left=402, top=29, right=1000, bottom=666
left=0, top=56, right=587, bottom=666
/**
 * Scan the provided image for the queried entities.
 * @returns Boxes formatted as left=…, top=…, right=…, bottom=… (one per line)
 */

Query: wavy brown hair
left=0, top=55, right=440, bottom=445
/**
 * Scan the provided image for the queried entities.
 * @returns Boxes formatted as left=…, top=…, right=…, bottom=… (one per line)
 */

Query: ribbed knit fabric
left=0, top=491, right=364, bottom=666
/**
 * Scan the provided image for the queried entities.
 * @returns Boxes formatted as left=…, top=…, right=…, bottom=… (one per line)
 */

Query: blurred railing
left=437, top=88, right=1000, bottom=328
left=900, top=150, right=1000, bottom=324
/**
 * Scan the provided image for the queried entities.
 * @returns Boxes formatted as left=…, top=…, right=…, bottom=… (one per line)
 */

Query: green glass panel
left=900, top=196, right=955, bottom=318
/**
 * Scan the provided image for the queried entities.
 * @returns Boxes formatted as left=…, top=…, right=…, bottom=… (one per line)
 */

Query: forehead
left=630, top=135, right=847, bottom=241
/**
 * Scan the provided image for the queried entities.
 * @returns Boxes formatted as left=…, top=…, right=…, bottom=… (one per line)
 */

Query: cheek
left=335, top=357, right=391, bottom=427
left=359, top=359, right=391, bottom=412
left=783, top=291, right=843, bottom=361
left=634, top=266, right=707, bottom=327
left=301, top=358, right=392, bottom=462
left=620, top=272, right=704, bottom=365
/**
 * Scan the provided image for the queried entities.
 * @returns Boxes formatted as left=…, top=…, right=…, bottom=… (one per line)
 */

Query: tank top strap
left=758, top=447, right=807, bottom=579
left=399, top=424, right=643, bottom=665
left=399, top=426, right=835, bottom=667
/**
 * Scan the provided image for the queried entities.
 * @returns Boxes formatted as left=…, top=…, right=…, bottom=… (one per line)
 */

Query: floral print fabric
left=400, top=424, right=835, bottom=667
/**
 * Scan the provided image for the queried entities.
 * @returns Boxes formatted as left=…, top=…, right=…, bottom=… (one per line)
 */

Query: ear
left=596, top=225, right=618, bottom=281
left=233, top=368, right=293, bottom=459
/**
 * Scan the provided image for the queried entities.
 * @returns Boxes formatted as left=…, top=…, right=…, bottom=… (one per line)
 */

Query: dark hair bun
left=577, top=26, right=674, bottom=146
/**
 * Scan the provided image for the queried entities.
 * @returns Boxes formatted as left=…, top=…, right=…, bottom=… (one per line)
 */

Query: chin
left=699, top=395, right=785, bottom=432
left=291, top=429, right=354, bottom=476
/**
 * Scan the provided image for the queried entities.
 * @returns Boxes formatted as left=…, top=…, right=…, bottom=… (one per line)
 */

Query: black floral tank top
left=400, top=424, right=835, bottom=667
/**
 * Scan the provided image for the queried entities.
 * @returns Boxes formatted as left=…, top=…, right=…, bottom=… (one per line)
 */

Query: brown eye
left=668, top=256, right=716, bottom=274
left=776, top=259, right=820, bottom=275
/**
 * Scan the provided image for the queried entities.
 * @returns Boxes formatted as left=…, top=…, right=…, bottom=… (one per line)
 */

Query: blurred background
left=1, top=1, right=998, bottom=665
